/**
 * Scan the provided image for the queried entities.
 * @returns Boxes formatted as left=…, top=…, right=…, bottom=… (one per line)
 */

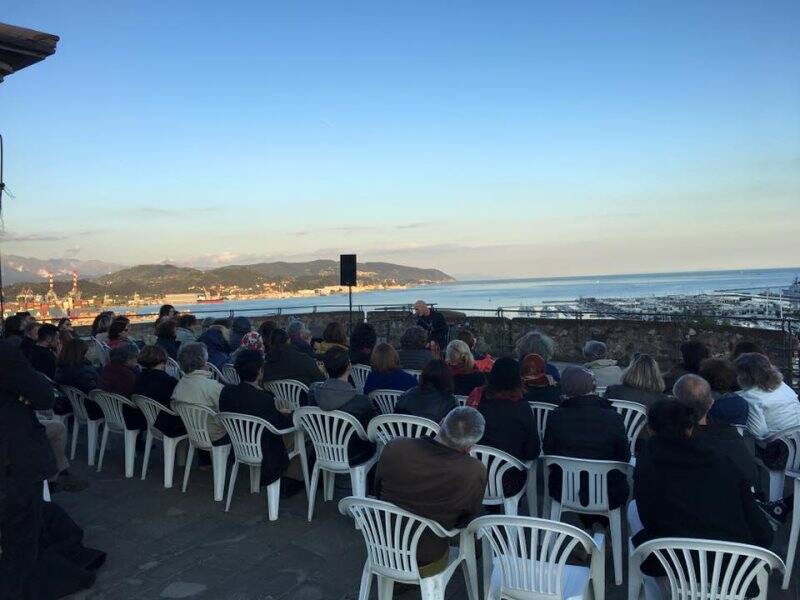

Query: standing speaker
left=340, top=254, right=357, bottom=286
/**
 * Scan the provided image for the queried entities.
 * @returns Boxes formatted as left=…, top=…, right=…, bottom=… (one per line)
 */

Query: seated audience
left=197, top=324, right=231, bottom=368
left=375, top=407, right=487, bottom=574
left=57, top=317, right=75, bottom=342
left=175, top=313, right=198, bottom=345
left=663, top=339, right=709, bottom=392
left=633, top=398, right=773, bottom=574
left=363, top=342, right=418, bottom=395
left=229, top=316, right=252, bottom=349
left=673, top=374, right=756, bottom=486
left=262, top=328, right=325, bottom=386
left=258, top=320, right=277, bottom=347
left=56, top=338, right=100, bottom=398
left=29, top=323, right=60, bottom=379
left=445, top=340, right=486, bottom=396
left=395, top=360, right=457, bottom=424
left=521, top=353, right=562, bottom=404
left=98, top=344, right=147, bottom=430
left=287, top=319, right=315, bottom=357
left=515, top=330, right=561, bottom=381
left=583, top=340, right=622, bottom=388
left=219, top=349, right=300, bottom=492
left=605, top=353, right=669, bottom=410
left=349, top=322, right=377, bottom=366
left=398, top=326, right=434, bottom=370
left=698, top=358, right=749, bottom=427
left=543, top=366, right=630, bottom=511
left=200, top=317, right=215, bottom=333
left=158, top=304, right=177, bottom=321
left=308, top=347, right=378, bottom=466
left=1, top=313, right=25, bottom=348
left=106, top=316, right=133, bottom=349
left=154, top=318, right=181, bottom=360
left=172, top=342, right=227, bottom=443
left=456, top=328, right=494, bottom=372
left=735, top=352, right=800, bottom=439
left=730, top=339, right=764, bottom=362
left=134, top=345, right=184, bottom=437
left=91, top=311, right=114, bottom=345
left=21, top=320, right=38, bottom=357
left=231, top=331, right=265, bottom=361
left=316, top=321, right=349, bottom=354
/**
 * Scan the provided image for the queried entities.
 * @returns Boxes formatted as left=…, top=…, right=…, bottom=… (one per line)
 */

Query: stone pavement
left=55, top=436, right=798, bottom=599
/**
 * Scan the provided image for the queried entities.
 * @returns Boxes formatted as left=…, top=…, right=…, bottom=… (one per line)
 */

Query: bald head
left=672, top=374, right=713, bottom=423
left=413, top=300, right=430, bottom=316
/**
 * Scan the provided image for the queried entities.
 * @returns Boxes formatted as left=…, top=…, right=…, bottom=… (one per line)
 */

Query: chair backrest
left=86, top=336, right=110, bottom=367
left=221, top=364, right=240, bottom=385
left=367, top=414, right=439, bottom=445
left=529, top=402, right=558, bottom=442
left=339, top=497, right=454, bottom=582
left=350, top=364, right=371, bottom=393
left=467, top=515, right=603, bottom=599
left=293, top=407, right=367, bottom=469
left=609, top=399, right=648, bottom=453
left=368, top=389, right=403, bottom=415
left=772, top=425, right=800, bottom=475
left=543, top=455, right=633, bottom=513
left=206, top=362, right=225, bottom=382
left=219, top=412, right=269, bottom=466
left=470, top=445, right=528, bottom=506
left=165, top=357, right=183, bottom=379
left=132, top=394, right=177, bottom=435
left=265, top=379, right=309, bottom=412
left=404, top=369, right=422, bottom=381
left=61, top=385, right=92, bottom=422
left=455, top=394, right=468, bottom=406
left=172, top=401, right=218, bottom=450
left=89, top=390, right=135, bottom=432
left=630, top=538, right=785, bottom=600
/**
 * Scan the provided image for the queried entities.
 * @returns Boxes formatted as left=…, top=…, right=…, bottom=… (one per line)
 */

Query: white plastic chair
left=404, top=369, right=422, bottom=381
left=90, top=390, right=141, bottom=478
left=293, top=407, right=378, bottom=521
left=543, top=455, right=633, bottom=585
left=61, top=385, right=104, bottom=466
left=467, top=515, right=605, bottom=600
left=455, top=395, right=468, bottom=407
left=86, top=336, right=110, bottom=367
left=609, top=400, right=648, bottom=454
left=351, top=364, right=371, bottom=394
left=165, top=357, right=183, bottom=379
left=265, top=379, right=309, bottom=412
left=173, top=401, right=231, bottom=502
left=339, top=496, right=479, bottom=600
left=529, top=401, right=558, bottom=442
left=206, top=362, right=225, bottom=383
left=761, top=425, right=800, bottom=504
left=133, top=394, right=188, bottom=488
left=369, top=389, right=403, bottom=415
left=527, top=401, right=558, bottom=517
left=367, top=414, right=440, bottom=446
left=470, top=445, right=529, bottom=516
left=220, top=364, right=240, bottom=385
left=768, top=425, right=800, bottom=589
left=629, top=538, right=784, bottom=600
left=219, top=412, right=299, bottom=519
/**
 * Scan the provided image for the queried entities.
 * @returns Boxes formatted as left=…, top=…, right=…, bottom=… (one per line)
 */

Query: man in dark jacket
left=543, top=366, right=631, bottom=508
left=0, top=339, right=57, bottom=597
left=308, top=347, right=378, bottom=465
left=414, top=301, right=448, bottom=352
left=375, top=407, right=487, bottom=573
left=28, top=323, right=60, bottom=380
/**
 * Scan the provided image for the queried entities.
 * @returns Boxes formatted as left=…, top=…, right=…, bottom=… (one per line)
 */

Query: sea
left=124, top=267, right=800, bottom=319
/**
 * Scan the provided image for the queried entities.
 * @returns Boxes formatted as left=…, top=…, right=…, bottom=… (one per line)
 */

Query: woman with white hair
left=445, top=340, right=486, bottom=396
left=171, top=342, right=227, bottom=443
left=583, top=340, right=623, bottom=388
left=735, top=353, right=800, bottom=439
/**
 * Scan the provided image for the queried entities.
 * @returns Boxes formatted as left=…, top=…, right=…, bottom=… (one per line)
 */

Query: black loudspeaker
left=340, top=254, right=357, bottom=286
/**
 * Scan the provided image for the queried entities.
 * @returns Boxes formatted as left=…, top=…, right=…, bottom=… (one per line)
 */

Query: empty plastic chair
left=220, top=364, right=240, bottom=385
left=469, top=445, right=529, bottom=516
left=293, top=407, right=378, bottom=521
left=133, top=394, right=188, bottom=488
left=629, top=538, right=784, bottom=600
left=165, top=357, right=183, bottom=379
left=543, top=455, right=633, bottom=585
left=467, top=514, right=605, bottom=600
left=609, top=399, right=648, bottom=454
left=350, top=364, right=370, bottom=394
left=61, top=385, right=104, bottom=466
left=90, top=390, right=141, bottom=478
left=369, top=389, right=403, bottom=415
left=367, top=414, right=439, bottom=446
left=770, top=425, right=800, bottom=589
left=265, top=379, right=309, bottom=412
left=339, top=496, right=479, bottom=600
left=173, top=401, right=231, bottom=502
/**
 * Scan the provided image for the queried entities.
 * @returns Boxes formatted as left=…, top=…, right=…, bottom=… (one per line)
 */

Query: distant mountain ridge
left=0, top=255, right=123, bottom=285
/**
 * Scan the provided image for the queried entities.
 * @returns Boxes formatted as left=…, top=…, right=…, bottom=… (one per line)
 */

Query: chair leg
left=296, top=431, right=310, bottom=498
left=503, top=497, right=518, bottom=516
left=87, top=420, right=100, bottom=466
left=481, top=535, right=493, bottom=600
left=358, top=562, right=372, bottom=600
left=182, top=443, right=196, bottom=493
left=96, top=425, right=110, bottom=472
left=249, top=465, right=261, bottom=493
left=123, top=429, right=139, bottom=478
left=141, top=431, right=153, bottom=480
left=376, top=575, right=394, bottom=600
left=211, top=445, right=231, bottom=502
left=769, top=470, right=785, bottom=502
left=307, top=465, right=321, bottom=522
left=163, top=437, right=177, bottom=488
left=783, top=478, right=799, bottom=590
left=419, top=573, right=446, bottom=599
left=461, top=533, right=480, bottom=600
left=266, top=478, right=280, bottom=521
left=225, top=461, right=240, bottom=512
left=549, top=500, right=561, bottom=521
left=351, top=466, right=367, bottom=498
left=323, top=470, right=335, bottom=501
left=609, top=508, right=623, bottom=586
left=526, top=466, right=538, bottom=517
left=70, top=420, right=80, bottom=460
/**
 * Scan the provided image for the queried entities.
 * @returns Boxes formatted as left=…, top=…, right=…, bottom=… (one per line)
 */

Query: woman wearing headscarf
left=520, top=353, right=562, bottom=404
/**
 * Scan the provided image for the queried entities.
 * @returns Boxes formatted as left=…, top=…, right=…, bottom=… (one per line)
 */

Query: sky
left=1, top=1, right=798, bottom=279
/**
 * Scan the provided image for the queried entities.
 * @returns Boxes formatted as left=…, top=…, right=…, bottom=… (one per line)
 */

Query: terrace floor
left=55, top=436, right=799, bottom=600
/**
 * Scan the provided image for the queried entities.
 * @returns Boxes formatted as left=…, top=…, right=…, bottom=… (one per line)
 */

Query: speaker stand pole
left=348, top=285, right=353, bottom=335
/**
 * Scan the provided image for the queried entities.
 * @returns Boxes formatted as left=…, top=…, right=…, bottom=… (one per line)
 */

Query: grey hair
left=179, top=342, right=209, bottom=374
left=515, top=331, right=556, bottom=362
left=583, top=340, right=607, bottom=361
left=437, top=407, right=485, bottom=451
left=672, top=374, right=713, bottom=420
left=735, top=353, right=783, bottom=392
left=109, top=343, right=139, bottom=364
left=445, top=340, right=474, bottom=370
left=401, top=326, right=428, bottom=350
left=287, top=319, right=309, bottom=336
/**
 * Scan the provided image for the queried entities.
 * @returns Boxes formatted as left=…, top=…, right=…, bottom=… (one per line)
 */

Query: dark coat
left=197, top=329, right=231, bottom=368
left=0, top=340, right=56, bottom=482
left=604, top=384, right=669, bottom=411
left=695, top=422, right=757, bottom=486
left=263, top=346, right=325, bottom=387
left=219, top=382, right=293, bottom=485
left=522, top=383, right=562, bottom=405
left=395, top=386, right=457, bottom=424
left=363, top=368, right=418, bottom=396
left=416, top=308, right=449, bottom=350
left=543, top=394, right=631, bottom=509
left=134, top=368, right=184, bottom=437
left=28, top=345, right=57, bottom=380
left=99, top=363, right=146, bottom=430
left=155, top=335, right=180, bottom=361
left=349, top=347, right=372, bottom=366
left=452, top=370, right=486, bottom=397
left=55, top=360, right=103, bottom=420
left=709, top=392, right=749, bottom=427
left=398, top=348, right=433, bottom=371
